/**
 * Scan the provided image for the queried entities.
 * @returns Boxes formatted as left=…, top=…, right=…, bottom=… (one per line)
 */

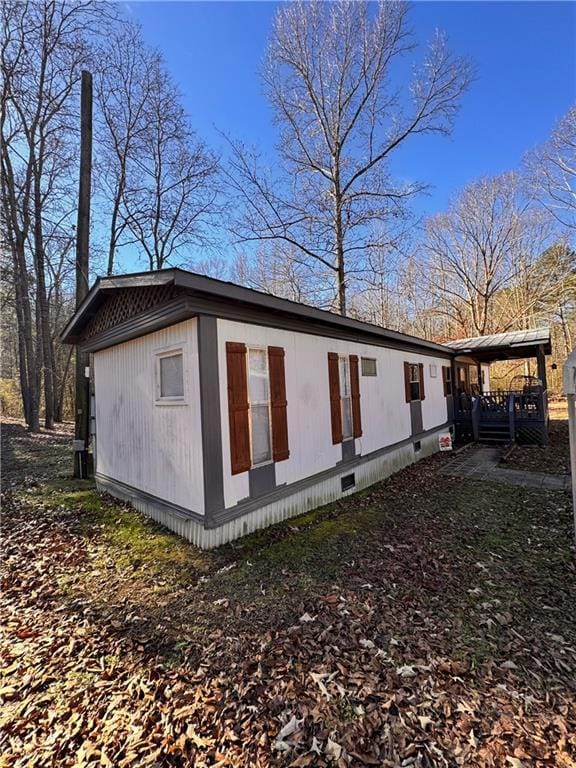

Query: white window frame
left=154, top=342, right=188, bottom=405
left=339, top=355, right=353, bottom=441
left=247, top=346, right=273, bottom=467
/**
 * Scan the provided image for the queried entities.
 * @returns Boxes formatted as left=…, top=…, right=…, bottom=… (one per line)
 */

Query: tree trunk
left=55, top=345, right=73, bottom=422
left=12, top=231, right=40, bottom=431
left=33, top=178, right=55, bottom=429
left=334, top=179, right=346, bottom=316
left=558, top=304, right=572, bottom=358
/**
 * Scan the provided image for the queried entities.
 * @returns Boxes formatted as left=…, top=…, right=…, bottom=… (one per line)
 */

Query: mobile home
left=61, top=269, right=550, bottom=548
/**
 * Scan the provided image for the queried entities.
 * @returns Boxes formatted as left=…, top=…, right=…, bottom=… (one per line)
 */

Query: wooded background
left=2, top=0, right=574, bottom=429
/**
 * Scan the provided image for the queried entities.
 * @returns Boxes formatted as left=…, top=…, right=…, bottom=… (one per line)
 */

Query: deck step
left=478, top=435, right=511, bottom=444
left=478, top=423, right=512, bottom=444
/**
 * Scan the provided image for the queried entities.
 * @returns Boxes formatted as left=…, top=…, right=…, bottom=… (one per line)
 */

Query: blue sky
left=126, top=0, right=575, bottom=221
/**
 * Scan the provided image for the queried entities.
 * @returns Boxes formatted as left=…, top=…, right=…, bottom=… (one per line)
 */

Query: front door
left=456, top=364, right=470, bottom=395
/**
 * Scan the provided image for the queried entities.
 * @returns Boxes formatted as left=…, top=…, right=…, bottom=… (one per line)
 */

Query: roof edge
left=59, top=267, right=453, bottom=355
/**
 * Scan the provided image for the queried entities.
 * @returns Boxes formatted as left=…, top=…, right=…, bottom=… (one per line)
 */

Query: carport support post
left=536, top=345, right=548, bottom=390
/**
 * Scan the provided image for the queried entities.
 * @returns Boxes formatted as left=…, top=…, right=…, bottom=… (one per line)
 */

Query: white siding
left=217, top=319, right=450, bottom=510
left=93, top=319, right=204, bottom=514
left=97, top=426, right=444, bottom=549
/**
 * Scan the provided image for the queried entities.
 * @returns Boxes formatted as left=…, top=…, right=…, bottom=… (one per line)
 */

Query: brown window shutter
left=404, top=361, right=412, bottom=403
left=349, top=354, right=362, bottom=438
left=442, top=366, right=448, bottom=396
left=225, top=342, right=251, bottom=475
left=419, top=362, right=425, bottom=400
left=327, top=352, right=342, bottom=444
left=268, top=346, right=289, bottom=462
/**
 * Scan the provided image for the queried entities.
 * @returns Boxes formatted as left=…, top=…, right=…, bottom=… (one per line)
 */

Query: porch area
left=446, top=328, right=551, bottom=446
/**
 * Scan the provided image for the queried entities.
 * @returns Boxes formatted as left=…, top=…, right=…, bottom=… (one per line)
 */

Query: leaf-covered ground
left=1, top=420, right=575, bottom=767
left=502, top=402, right=571, bottom=476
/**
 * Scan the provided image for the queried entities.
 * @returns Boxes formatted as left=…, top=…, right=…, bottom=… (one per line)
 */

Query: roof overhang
left=60, top=271, right=176, bottom=344
left=60, top=268, right=454, bottom=357
left=447, top=328, right=552, bottom=362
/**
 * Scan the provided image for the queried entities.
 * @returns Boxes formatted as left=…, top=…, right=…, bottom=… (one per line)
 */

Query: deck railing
left=478, top=390, right=510, bottom=421
left=454, top=387, right=548, bottom=444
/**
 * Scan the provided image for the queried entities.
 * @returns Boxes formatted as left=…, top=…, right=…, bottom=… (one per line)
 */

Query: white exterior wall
left=482, top=364, right=491, bottom=391
left=93, top=319, right=204, bottom=514
left=98, top=427, right=444, bottom=549
left=217, top=319, right=450, bottom=510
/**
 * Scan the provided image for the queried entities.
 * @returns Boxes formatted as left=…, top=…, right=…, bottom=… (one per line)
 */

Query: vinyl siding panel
left=93, top=319, right=204, bottom=513
left=217, top=319, right=450, bottom=509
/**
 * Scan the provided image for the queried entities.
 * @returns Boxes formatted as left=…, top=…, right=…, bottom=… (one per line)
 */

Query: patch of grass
left=17, top=478, right=216, bottom=585
left=220, top=498, right=389, bottom=585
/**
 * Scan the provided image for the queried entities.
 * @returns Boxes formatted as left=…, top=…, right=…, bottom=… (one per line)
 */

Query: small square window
left=160, top=354, right=184, bottom=397
left=361, top=357, right=377, bottom=376
left=155, top=348, right=186, bottom=404
left=414, top=440, right=421, bottom=452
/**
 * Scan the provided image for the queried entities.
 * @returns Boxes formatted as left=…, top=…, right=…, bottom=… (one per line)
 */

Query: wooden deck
left=453, top=388, right=548, bottom=445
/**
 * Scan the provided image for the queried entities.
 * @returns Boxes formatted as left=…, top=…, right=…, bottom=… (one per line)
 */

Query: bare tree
left=422, top=173, right=558, bottom=337
left=1, top=0, right=115, bottom=429
left=526, top=107, right=576, bottom=230
left=231, top=245, right=331, bottom=305
left=224, top=0, right=472, bottom=315
left=120, top=56, right=219, bottom=270
left=94, top=22, right=153, bottom=275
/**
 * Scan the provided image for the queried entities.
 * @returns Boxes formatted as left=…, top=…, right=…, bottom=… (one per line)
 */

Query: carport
left=445, top=328, right=551, bottom=445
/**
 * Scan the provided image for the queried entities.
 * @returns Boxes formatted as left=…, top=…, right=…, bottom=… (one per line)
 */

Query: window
left=248, top=347, right=272, bottom=466
left=328, top=352, right=362, bottom=444
left=409, top=364, right=421, bottom=401
left=404, top=362, right=425, bottom=403
left=339, top=356, right=353, bottom=440
left=226, top=342, right=289, bottom=475
left=442, top=365, right=453, bottom=396
left=361, top=357, right=377, bottom=377
left=155, top=348, right=185, bottom=403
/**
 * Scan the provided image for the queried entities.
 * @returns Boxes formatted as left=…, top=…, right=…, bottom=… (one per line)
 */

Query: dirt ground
left=1, top=418, right=575, bottom=767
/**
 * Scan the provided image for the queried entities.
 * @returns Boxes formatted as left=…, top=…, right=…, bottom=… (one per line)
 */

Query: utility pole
left=73, top=70, right=93, bottom=478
